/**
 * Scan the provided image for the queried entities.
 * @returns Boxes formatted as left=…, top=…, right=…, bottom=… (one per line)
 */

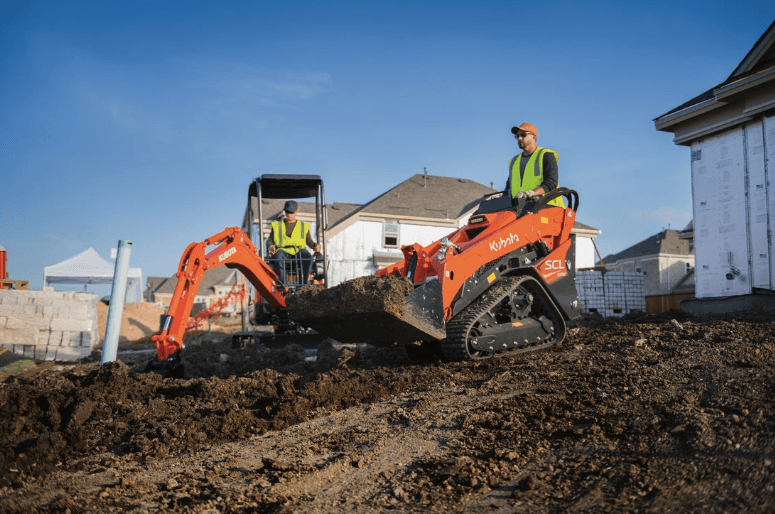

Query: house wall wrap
left=690, top=116, right=775, bottom=297
left=0, top=288, right=98, bottom=361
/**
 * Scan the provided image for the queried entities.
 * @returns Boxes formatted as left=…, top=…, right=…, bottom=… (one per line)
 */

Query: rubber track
left=440, top=275, right=564, bottom=361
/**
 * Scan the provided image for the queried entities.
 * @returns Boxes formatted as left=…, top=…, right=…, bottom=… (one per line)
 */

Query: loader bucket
left=286, top=276, right=446, bottom=345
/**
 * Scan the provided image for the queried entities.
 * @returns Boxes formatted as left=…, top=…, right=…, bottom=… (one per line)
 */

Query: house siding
left=607, top=254, right=694, bottom=296
left=575, top=236, right=597, bottom=269
left=326, top=219, right=462, bottom=286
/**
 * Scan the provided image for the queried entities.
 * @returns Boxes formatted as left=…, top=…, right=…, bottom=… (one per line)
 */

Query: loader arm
left=152, top=226, right=286, bottom=362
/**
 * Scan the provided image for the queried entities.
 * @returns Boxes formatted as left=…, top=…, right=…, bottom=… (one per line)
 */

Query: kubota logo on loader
left=489, top=232, right=520, bottom=253
left=219, top=247, right=237, bottom=262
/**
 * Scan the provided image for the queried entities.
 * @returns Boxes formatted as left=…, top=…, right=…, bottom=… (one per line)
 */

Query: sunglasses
left=515, top=132, right=533, bottom=139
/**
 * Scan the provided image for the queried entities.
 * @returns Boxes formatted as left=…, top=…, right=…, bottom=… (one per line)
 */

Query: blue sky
left=1, top=0, right=773, bottom=293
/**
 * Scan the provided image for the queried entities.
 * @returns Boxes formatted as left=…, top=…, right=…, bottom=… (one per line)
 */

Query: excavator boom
left=152, top=227, right=286, bottom=362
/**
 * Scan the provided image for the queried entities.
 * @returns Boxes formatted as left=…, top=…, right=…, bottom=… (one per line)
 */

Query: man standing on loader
left=268, top=200, right=321, bottom=286
left=506, top=122, right=564, bottom=207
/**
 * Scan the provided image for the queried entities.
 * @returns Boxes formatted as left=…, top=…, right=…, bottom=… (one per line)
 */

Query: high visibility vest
left=271, top=220, right=309, bottom=255
left=509, top=147, right=564, bottom=208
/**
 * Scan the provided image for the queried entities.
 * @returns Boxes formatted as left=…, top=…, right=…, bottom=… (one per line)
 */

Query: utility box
left=690, top=116, right=775, bottom=298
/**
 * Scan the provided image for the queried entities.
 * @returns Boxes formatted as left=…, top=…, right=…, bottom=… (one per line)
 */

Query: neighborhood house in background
left=655, top=20, right=775, bottom=313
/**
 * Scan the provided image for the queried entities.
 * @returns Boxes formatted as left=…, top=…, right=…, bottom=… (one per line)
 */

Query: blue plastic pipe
left=101, top=240, right=132, bottom=365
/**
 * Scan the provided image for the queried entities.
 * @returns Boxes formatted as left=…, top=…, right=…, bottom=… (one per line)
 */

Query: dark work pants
left=270, top=249, right=312, bottom=286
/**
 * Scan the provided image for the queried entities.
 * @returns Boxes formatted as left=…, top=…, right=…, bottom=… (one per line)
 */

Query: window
left=635, top=260, right=642, bottom=273
left=686, top=262, right=694, bottom=273
left=383, top=220, right=399, bottom=248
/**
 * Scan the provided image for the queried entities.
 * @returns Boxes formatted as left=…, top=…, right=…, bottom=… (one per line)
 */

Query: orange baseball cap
left=511, top=122, right=537, bottom=136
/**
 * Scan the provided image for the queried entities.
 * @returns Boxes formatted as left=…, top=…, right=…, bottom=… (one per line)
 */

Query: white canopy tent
left=43, top=248, right=143, bottom=302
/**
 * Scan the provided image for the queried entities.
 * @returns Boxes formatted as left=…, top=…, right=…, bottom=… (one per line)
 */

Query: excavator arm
left=151, top=226, right=286, bottom=362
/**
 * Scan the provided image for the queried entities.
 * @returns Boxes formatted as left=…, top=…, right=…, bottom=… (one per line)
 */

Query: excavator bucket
left=286, top=276, right=446, bottom=345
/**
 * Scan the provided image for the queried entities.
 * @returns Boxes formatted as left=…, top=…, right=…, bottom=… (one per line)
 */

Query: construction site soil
left=1, top=310, right=774, bottom=513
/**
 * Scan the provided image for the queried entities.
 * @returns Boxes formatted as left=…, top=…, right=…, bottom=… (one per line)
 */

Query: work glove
left=516, top=190, right=535, bottom=200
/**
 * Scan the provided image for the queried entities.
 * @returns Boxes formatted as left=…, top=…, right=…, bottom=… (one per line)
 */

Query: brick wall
left=0, top=288, right=98, bottom=361
left=577, top=270, right=646, bottom=317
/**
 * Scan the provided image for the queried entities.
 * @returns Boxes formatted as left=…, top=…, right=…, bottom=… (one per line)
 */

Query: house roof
left=655, top=20, right=775, bottom=126
left=572, top=221, right=601, bottom=236
left=353, top=174, right=496, bottom=221
left=146, top=276, right=168, bottom=291
left=671, top=268, right=695, bottom=294
left=603, top=229, right=693, bottom=263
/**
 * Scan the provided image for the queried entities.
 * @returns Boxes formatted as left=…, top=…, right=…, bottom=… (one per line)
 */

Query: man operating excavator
left=267, top=200, right=321, bottom=286
left=506, top=122, right=565, bottom=207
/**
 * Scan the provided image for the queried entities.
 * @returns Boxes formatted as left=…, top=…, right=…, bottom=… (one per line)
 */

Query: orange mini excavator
left=147, top=174, right=328, bottom=377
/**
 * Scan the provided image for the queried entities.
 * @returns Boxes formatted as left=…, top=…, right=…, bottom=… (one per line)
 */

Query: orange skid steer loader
left=288, top=187, right=583, bottom=361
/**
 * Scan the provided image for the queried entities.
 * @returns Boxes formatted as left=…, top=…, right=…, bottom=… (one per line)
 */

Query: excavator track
left=441, top=275, right=566, bottom=361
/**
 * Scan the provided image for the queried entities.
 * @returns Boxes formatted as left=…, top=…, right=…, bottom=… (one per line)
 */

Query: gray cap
left=283, top=200, right=298, bottom=213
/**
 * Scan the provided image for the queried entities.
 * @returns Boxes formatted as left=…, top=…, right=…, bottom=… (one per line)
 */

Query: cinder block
left=0, top=304, right=37, bottom=316
left=46, top=346, right=58, bottom=361
left=6, top=316, right=50, bottom=330
left=57, top=304, right=90, bottom=320
left=0, top=316, right=6, bottom=328
left=1, top=328, right=39, bottom=346
left=47, top=330, right=63, bottom=345
left=74, top=293, right=96, bottom=302
left=35, top=345, right=47, bottom=361
left=81, top=330, right=98, bottom=348
left=41, top=305, right=58, bottom=319
left=50, top=318, right=91, bottom=332
left=1, top=294, right=21, bottom=306
left=22, top=345, right=35, bottom=359
left=55, top=346, right=91, bottom=361
left=62, top=331, right=82, bottom=347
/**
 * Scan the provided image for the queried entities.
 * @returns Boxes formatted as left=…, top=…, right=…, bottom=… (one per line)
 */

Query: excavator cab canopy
left=243, top=174, right=328, bottom=296
left=248, top=174, right=325, bottom=200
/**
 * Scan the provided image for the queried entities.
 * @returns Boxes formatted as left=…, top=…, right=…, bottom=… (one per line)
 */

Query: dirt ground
left=1, top=309, right=774, bottom=513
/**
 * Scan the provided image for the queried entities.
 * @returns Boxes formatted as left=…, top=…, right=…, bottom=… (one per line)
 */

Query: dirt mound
left=1, top=314, right=774, bottom=513
left=287, top=274, right=414, bottom=318
left=286, top=274, right=442, bottom=344
left=96, top=301, right=166, bottom=343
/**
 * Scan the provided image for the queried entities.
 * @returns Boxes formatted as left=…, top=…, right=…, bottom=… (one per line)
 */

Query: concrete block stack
left=577, top=270, right=646, bottom=317
left=0, top=288, right=99, bottom=361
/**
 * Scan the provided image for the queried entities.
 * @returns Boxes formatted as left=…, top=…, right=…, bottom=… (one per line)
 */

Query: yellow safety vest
left=509, top=147, right=564, bottom=208
left=271, top=220, right=309, bottom=255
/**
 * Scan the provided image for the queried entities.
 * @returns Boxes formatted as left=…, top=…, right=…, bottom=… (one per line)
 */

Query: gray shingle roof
left=356, top=174, right=497, bottom=220
left=573, top=221, right=599, bottom=234
left=603, top=229, right=693, bottom=263
left=146, top=276, right=168, bottom=291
